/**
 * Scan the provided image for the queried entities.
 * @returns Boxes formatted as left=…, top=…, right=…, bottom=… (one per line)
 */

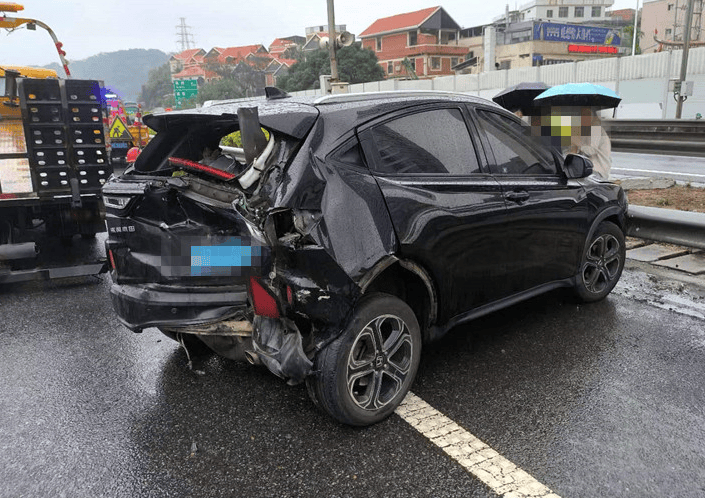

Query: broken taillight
left=249, top=276, right=280, bottom=318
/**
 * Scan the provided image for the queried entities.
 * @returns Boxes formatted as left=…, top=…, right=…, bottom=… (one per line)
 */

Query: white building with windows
left=495, top=0, right=615, bottom=24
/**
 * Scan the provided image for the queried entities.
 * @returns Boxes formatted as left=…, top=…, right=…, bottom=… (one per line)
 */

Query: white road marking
left=396, top=392, right=561, bottom=498
left=611, top=167, right=705, bottom=178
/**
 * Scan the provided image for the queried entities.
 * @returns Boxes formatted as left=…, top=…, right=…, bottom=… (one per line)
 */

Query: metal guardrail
left=604, top=119, right=705, bottom=157
left=626, top=205, right=705, bottom=250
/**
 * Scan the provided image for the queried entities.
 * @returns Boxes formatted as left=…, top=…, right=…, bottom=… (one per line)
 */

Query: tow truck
left=0, top=2, right=111, bottom=283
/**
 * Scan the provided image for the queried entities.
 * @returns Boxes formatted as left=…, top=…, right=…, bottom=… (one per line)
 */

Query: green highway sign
left=173, top=79, right=198, bottom=107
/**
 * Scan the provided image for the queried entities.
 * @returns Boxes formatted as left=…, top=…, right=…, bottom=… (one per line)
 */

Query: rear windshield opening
left=134, top=123, right=273, bottom=181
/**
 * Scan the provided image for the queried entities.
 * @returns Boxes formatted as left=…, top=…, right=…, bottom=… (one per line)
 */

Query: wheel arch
left=585, top=206, right=626, bottom=246
left=359, top=256, right=438, bottom=341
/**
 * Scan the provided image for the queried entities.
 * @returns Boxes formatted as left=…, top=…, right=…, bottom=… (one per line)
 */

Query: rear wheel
left=573, top=221, right=625, bottom=302
left=306, top=293, right=421, bottom=426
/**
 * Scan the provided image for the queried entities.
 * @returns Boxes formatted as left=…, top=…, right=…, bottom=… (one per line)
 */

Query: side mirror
left=564, top=153, right=593, bottom=179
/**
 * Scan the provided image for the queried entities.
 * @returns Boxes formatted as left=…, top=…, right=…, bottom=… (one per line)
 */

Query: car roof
left=143, top=90, right=506, bottom=138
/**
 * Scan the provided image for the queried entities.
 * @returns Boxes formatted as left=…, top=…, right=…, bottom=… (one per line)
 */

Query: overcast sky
left=1, top=0, right=638, bottom=67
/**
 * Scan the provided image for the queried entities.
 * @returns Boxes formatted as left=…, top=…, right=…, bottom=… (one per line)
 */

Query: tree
left=278, top=45, right=385, bottom=92
left=622, top=25, right=644, bottom=55
left=195, top=77, right=246, bottom=103
left=139, top=63, right=173, bottom=110
left=201, top=61, right=267, bottom=98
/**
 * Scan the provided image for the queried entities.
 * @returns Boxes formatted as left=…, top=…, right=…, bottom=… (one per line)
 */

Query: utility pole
left=675, top=0, right=695, bottom=118
left=326, top=0, right=339, bottom=81
left=632, top=0, right=640, bottom=56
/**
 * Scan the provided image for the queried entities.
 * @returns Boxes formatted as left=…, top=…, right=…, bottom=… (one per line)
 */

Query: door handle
left=505, top=190, right=530, bottom=202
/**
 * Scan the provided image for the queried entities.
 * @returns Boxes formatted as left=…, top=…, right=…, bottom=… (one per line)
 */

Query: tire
left=306, top=293, right=421, bottom=426
left=573, top=221, right=625, bottom=302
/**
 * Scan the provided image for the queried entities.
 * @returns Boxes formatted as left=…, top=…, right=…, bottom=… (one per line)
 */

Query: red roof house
left=169, top=48, right=206, bottom=73
left=359, top=6, right=466, bottom=79
left=205, top=44, right=270, bottom=65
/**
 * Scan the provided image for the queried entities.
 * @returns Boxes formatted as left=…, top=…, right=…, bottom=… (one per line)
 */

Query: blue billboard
left=533, top=22, right=621, bottom=46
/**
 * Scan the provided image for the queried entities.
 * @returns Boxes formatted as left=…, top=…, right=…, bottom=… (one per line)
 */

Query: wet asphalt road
left=612, top=152, right=705, bottom=184
left=1, top=237, right=705, bottom=497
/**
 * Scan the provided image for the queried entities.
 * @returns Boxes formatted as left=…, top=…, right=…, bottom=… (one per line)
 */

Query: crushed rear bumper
left=109, top=282, right=248, bottom=331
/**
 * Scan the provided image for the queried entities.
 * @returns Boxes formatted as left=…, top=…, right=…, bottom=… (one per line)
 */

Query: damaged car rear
left=104, top=90, right=627, bottom=426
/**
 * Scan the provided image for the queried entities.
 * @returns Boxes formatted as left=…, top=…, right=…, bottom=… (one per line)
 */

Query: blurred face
left=530, top=106, right=598, bottom=148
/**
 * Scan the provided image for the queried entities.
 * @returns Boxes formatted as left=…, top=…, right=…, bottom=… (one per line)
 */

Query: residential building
left=456, top=19, right=625, bottom=74
left=305, top=24, right=346, bottom=39
left=268, top=36, right=305, bottom=59
left=609, top=8, right=636, bottom=24
left=302, top=33, right=327, bottom=53
left=302, top=25, right=353, bottom=54
left=498, top=0, right=615, bottom=24
left=169, top=48, right=206, bottom=74
left=359, top=6, right=467, bottom=78
left=264, top=58, right=297, bottom=87
left=203, top=44, right=270, bottom=66
left=641, top=0, right=704, bottom=53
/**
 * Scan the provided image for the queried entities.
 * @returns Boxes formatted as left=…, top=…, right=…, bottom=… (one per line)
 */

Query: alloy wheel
left=582, top=233, right=621, bottom=294
left=346, top=315, right=413, bottom=411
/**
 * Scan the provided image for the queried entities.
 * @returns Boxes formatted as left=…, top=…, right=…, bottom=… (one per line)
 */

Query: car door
left=358, top=104, right=509, bottom=323
left=470, top=106, right=589, bottom=295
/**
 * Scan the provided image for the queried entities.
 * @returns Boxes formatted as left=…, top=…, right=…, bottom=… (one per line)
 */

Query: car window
left=330, top=138, right=366, bottom=168
left=476, top=110, right=557, bottom=175
left=369, top=108, right=480, bottom=175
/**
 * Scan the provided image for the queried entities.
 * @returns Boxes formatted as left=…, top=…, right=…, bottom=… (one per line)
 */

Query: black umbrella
left=492, top=82, right=550, bottom=114
left=532, top=83, right=622, bottom=109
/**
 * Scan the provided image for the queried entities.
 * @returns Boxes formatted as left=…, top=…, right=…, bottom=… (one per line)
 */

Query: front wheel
left=573, top=221, right=625, bottom=302
left=307, top=293, right=421, bottom=426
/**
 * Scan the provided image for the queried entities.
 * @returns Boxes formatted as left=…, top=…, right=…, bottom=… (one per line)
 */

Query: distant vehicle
left=103, top=93, right=151, bottom=164
left=104, top=90, right=628, bottom=426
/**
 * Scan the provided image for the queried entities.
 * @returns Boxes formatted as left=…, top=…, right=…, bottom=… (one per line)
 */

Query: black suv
left=103, top=90, right=627, bottom=426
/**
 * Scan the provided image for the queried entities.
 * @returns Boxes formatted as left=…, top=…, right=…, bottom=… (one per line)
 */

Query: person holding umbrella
left=532, top=83, right=621, bottom=180
left=492, top=82, right=550, bottom=120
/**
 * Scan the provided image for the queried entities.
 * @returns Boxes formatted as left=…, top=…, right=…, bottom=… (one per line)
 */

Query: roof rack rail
left=202, top=95, right=266, bottom=108
left=313, top=89, right=472, bottom=105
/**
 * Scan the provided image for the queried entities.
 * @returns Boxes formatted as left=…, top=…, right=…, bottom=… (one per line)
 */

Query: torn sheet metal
left=252, top=316, right=313, bottom=385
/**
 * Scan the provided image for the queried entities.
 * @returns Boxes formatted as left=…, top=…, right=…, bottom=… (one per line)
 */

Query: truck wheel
left=306, top=293, right=421, bottom=426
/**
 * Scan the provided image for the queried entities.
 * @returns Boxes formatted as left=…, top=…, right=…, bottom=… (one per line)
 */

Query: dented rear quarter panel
left=263, top=107, right=401, bottom=341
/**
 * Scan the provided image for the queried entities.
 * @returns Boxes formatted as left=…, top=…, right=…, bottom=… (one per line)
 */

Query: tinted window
left=476, top=110, right=557, bottom=175
left=370, top=108, right=480, bottom=175
left=331, top=138, right=366, bottom=168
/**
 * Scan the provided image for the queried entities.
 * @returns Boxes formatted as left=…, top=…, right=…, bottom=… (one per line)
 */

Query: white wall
left=293, top=47, right=705, bottom=119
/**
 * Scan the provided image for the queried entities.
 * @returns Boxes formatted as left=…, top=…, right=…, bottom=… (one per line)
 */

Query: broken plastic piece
left=168, top=157, right=237, bottom=181
left=252, top=316, right=312, bottom=385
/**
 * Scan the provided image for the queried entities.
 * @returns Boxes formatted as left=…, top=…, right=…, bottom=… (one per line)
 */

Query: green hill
left=44, top=48, right=169, bottom=101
